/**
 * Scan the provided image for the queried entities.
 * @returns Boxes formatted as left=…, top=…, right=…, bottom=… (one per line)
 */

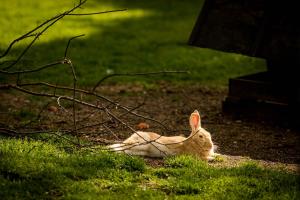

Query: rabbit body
left=108, top=110, right=215, bottom=161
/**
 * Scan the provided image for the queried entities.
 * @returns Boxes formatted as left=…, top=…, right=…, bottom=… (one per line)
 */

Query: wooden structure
left=189, top=0, right=300, bottom=126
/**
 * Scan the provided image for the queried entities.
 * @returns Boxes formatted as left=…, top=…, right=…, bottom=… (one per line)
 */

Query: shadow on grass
left=0, top=0, right=266, bottom=87
left=0, top=137, right=145, bottom=199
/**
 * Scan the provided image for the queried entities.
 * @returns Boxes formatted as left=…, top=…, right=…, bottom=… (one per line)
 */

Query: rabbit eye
left=199, top=135, right=203, bottom=138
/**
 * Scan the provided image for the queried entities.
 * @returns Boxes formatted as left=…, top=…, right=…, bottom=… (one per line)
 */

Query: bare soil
left=1, top=83, right=299, bottom=173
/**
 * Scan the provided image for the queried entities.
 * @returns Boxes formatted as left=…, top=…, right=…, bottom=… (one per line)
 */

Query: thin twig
left=71, top=61, right=78, bottom=143
left=0, top=0, right=88, bottom=69
left=67, top=9, right=127, bottom=16
left=0, top=5, right=126, bottom=70
left=92, top=71, right=189, bottom=92
left=0, top=0, right=188, bottom=154
left=102, top=124, right=120, bottom=140
left=108, top=129, right=200, bottom=156
left=64, top=101, right=144, bottom=133
left=51, top=131, right=80, bottom=146
left=0, top=60, right=17, bottom=66
left=104, top=108, right=167, bottom=156
left=17, top=102, right=51, bottom=129
left=75, top=109, right=100, bottom=124
left=0, top=84, right=105, bottom=111
left=0, top=61, right=63, bottom=74
left=0, top=128, right=19, bottom=136
left=14, top=81, right=170, bottom=130
left=64, top=34, right=85, bottom=58
left=62, top=34, right=80, bottom=142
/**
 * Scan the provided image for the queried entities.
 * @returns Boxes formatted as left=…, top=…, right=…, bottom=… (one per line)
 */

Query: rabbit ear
left=189, top=110, right=201, bottom=132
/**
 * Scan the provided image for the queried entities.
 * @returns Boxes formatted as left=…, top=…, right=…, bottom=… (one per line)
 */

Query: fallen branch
left=0, top=0, right=188, bottom=158
left=11, top=81, right=171, bottom=131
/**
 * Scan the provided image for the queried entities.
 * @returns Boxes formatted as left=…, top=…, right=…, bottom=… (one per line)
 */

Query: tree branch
left=64, top=34, right=85, bottom=58
left=92, top=71, right=189, bottom=92
left=0, top=61, right=63, bottom=74
left=0, top=0, right=87, bottom=60
left=15, top=81, right=170, bottom=131
left=0, top=0, right=187, bottom=156
left=66, top=9, right=127, bottom=16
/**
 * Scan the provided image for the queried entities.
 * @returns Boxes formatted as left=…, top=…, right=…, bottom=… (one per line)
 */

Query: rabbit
left=108, top=110, right=216, bottom=161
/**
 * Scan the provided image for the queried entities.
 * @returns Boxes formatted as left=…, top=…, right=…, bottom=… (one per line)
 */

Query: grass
left=0, top=136, right=299, bottom=199
left=1, top=1, right=289, bottom=199
left=0, top=0, right=266, bottom=87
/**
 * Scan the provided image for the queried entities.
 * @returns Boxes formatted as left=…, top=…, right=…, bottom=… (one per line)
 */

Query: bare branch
left=64, top=101, right=144, bottom=133
left=66, top=9, right=127, bottom=16
left=0, top=0, right=188, bottom=155
left=1, top=0, right=87, bottom=70
left=0, top=127, right=80, bottom=146
left=0, top=4, right=126, bottom=70
left=17, top=102, right=51, bottom=129
left=0, top=61, right=63, bottom=74
left=64, top=34, right=85, bottom=58
left=92, top=71, right=189, bottom=92
left=70, top=61, right=78, bottom=143
left=0, top=0, right=87, bottom=58
left=0, top=128, right=19, bottom=136
left=104, top=108, right=167, bottom=156
left=102, top=124, right=120, bottom=140
left=1, top=84, right=105, bottom=110
left=15, top=81, right=170, bottom=130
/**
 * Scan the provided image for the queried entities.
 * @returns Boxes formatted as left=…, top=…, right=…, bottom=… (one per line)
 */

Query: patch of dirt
left=1, top=83, right=299, bottom=173
left=209, top=155, right=299, bottom=174
left=144, top=155, right=299, bottom=174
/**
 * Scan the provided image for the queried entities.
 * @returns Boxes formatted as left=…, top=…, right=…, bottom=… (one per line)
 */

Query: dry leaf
left=48, top=105, right=58, bottom=113
left=136, top=122, right=150, bottom=130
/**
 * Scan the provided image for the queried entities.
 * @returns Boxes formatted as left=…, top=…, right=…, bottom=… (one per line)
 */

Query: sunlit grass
left=0, top=0, right=152, bottom=45
left=0, top=137, right=299, bottom=199
left=0, top=0, right=266, bottom=87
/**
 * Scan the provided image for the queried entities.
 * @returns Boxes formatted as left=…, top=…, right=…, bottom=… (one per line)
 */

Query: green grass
left=0, top=0, right=266, bottom=87
left=0, top=136, right=299, bottom=199
left=0, top=2, right=285, bottom=199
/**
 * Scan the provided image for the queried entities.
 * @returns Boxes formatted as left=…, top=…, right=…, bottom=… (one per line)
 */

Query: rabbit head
left=189, top=110, right=214, bottom=158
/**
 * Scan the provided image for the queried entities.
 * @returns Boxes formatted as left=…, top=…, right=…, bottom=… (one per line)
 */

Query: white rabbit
left=108, top=110, right=216, bottom=161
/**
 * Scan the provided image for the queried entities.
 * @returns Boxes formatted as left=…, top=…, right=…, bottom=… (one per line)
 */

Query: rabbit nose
left=207, top=142, right=213, bottom=149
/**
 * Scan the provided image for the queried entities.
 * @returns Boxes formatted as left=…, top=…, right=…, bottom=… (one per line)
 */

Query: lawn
left=2, top=1, right=296, bottom=200
left=0, top=136, right=299, bottom=200
left=0, top=0, right=266, bottom=86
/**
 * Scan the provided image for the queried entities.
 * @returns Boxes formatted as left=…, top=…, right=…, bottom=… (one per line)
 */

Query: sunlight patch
left=21, top=8, right=153, bottom=45
left=90, top=9, right=153, bottom=21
